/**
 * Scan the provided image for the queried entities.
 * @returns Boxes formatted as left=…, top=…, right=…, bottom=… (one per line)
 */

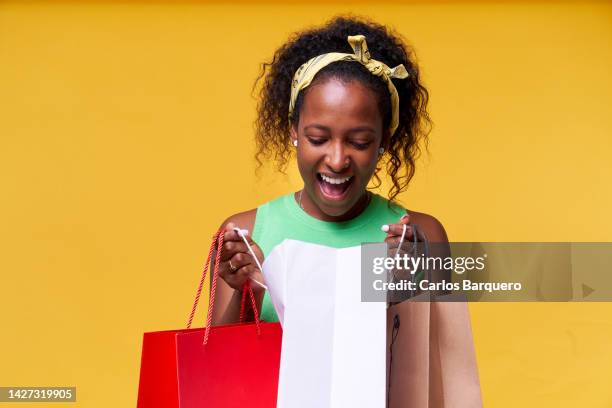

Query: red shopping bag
left=137, top=230, right=282, bottom=408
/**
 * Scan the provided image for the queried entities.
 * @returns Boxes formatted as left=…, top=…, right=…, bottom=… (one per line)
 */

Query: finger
left=229, top=252, right=253, bottom=271
left=223, top=227, right=254, bottom=243
left=399, top=214, right=410, bottom=225
left=240, top=264, right=259, bottom=279
left=220, top=222, right=237, bottom=242
left=222, top=222, right=240, bottom=241
left=227, top=263, right=258, bottom=287
left=222, top=266, right=250, bottom=288
left=218, top=257, right=239, bottom=281
left=386, top=237, right=418, bottom=251
left=219, top=241, right=249, bottom=261
left=380, top=214, right=410, bottom=235
left=219, top=254, right=251, bottom=281
left=382, top=224, right=414, bottom=239
left=385, top=237, right=415, bottom=252
left=224, top=230, right=263, bottom=265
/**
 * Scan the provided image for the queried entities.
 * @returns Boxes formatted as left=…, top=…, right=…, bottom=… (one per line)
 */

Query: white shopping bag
left=262, top=239, right=386, bottom=408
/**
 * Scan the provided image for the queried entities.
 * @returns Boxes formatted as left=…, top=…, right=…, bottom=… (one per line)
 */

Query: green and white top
left=252, top=192, right=406, bottom=322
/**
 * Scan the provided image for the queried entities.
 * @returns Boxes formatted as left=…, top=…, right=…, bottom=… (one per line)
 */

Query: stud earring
left=378, top=147, right=385, bottom=155
left=293, top=140, right=298, bottom=147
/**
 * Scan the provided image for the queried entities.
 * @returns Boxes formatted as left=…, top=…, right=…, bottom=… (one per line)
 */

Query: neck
left=296, top=189, right=371, bottom=222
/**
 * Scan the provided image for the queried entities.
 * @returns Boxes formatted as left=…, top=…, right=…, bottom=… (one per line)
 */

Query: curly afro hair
left=253, top=15, right=432, bottom=202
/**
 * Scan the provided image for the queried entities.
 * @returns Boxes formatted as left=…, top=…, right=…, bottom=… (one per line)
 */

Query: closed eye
left=306, top=136, right=327, bottom=146
left=350, top=141, right=372, bottom=150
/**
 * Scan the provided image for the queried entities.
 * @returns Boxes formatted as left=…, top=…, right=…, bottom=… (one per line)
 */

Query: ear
left=290, top=124, right=298, bottom=145
left=380, top=129, right=391, bottom=151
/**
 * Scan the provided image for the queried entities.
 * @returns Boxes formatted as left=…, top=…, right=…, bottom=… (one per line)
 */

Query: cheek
left=356, top=153, right=380, bottom=177
left=296, top=150, right=317, bottom=176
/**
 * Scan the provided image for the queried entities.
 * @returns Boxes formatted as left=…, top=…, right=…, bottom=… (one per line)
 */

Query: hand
left=382, top=214, right=420, bottom=286
left=383, top=213, right=417, bottom=255
left=218, top=222, right=266, bottom=294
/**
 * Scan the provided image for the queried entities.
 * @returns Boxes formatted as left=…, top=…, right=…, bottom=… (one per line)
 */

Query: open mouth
left=316, top=173, right=354, bottom=200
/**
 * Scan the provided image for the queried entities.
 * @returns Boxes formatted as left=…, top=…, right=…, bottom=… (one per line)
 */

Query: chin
left=319, top=203, right=351, bottom=218
left=314, top=192, right=363, bottom=218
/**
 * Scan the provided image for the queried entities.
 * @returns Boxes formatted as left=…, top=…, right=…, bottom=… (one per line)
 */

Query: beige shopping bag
left=386, top=293, right=482, bottom=408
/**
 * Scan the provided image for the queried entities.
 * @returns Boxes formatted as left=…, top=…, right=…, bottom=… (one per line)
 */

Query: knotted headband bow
left=288, top=34, right=409, bottom=137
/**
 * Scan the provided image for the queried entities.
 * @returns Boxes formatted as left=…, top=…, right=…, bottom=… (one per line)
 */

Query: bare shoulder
left=408, top=210, right=449, bottom=243
left=219, top=209, right=257, bottom=233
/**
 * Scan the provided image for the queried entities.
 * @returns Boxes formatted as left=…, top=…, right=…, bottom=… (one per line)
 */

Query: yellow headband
left=288, top=34, right=409, bottom=137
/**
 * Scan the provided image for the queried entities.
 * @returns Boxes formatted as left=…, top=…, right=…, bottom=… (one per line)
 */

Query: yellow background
left=1, top=1, right=611, bottom=406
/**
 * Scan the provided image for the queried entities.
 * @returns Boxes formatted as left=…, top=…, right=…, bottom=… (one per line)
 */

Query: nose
left=324, top=140, right=350, bottom=173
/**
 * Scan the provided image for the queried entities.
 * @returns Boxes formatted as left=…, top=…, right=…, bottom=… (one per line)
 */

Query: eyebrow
left=303, top=124, right=376, bottom=134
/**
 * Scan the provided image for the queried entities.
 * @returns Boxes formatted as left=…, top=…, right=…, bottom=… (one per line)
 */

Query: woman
left=211, top=16, right=448, bottom=325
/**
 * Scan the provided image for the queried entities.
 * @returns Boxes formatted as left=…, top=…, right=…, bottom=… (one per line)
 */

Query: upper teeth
left=321, top=174, right=352, bottom=184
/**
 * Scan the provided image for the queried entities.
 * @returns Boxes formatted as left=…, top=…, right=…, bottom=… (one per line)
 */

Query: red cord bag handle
left=186, top=229, right=261, bottom=345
